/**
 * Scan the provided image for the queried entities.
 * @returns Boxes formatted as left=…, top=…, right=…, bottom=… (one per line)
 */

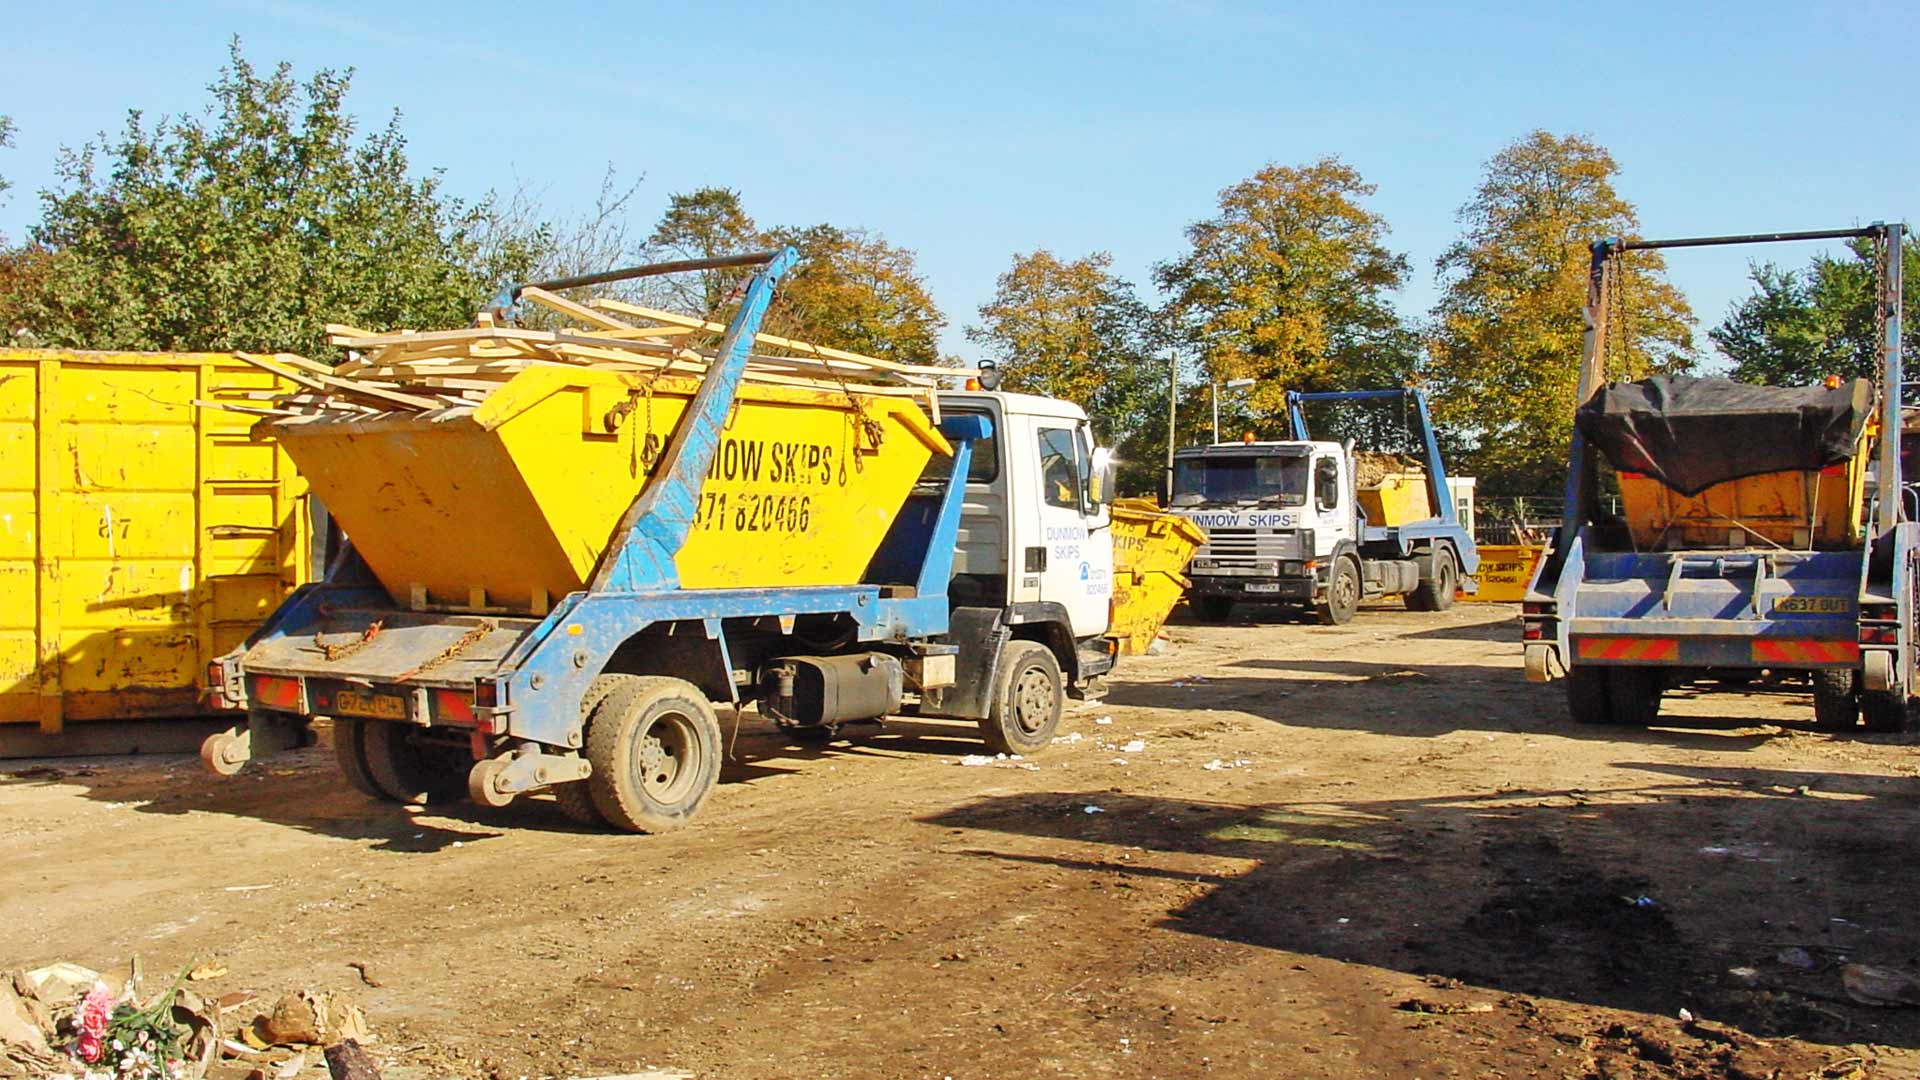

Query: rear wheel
left=1606, top=667, right=1664, bottom=727
left=361, top=720, right=470, bottom=805
left=1861, top=689, right=1911, bottom=733
left=1566, top=666, right=1613, bottom=725
left=1812, top=669, right=1859, bottom=730
left=1317, top=558, right=1360, bottom=625
left=554, top=675, right=629, bottom=827
left=1406, top=549, right=1458, bottom=612
left=1194, top=595, right=1235, bottom=622
left=331, top=717, right=383, bottom=797
left=586, top=676, right=723, bottom=833
left=979, top=640, right=1063, bottom=754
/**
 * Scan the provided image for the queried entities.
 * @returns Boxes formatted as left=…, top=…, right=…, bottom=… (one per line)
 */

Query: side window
left=1037, top=427, right=1081, bottom=509
left=1315, top=457, right=1340, bottom=510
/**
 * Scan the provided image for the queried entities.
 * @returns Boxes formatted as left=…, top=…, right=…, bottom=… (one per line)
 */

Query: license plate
left=1773, top=595, right=1850, bottom=614
left=335, top=689, right=408, bottom=720
left=1244, top=582, right=1284, bottom=594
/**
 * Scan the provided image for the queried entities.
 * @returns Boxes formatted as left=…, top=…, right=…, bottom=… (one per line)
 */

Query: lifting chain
left=316, top=619, right=383, bottom=662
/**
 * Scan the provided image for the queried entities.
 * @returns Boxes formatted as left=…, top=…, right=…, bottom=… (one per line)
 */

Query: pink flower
left=79, top=982, right=114, bottom=1040
left=76, top=1031, right=102, bottom=1063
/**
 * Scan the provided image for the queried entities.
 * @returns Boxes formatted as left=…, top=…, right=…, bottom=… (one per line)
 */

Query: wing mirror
left=1089, top=446, right=1118, bottom=506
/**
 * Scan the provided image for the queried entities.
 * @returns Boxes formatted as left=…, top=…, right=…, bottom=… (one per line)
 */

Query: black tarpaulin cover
left=1576, top=375, right=1871, bottom=496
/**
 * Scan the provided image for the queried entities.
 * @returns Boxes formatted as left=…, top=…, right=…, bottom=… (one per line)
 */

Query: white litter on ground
left=1052, top=732, right=1084, bottom=745
left=1093, top=716, right=1114, bottom=725
left=1082, top=805, right=1105, bottom=814
left=1120, top=739, right=1146, bottom=754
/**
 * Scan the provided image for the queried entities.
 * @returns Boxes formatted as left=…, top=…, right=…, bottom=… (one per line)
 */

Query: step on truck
left=1523, top=223, right=1914, bottom=732
left=1170, top=388, right=1478, bottom=624
left=199, top=248, right=1136, bottom=831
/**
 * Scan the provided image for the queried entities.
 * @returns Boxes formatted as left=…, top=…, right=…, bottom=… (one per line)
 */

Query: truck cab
left=1171, top=439, right=1347, bottom=619
left=920, top=390, right=1119, bottom=709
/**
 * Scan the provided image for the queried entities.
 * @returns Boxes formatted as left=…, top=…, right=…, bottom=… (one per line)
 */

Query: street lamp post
left=1212, top=377, right=1256, bottom=444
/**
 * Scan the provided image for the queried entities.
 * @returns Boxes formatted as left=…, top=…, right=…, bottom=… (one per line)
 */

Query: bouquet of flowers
left=63, top=969, right=190, bottom=1080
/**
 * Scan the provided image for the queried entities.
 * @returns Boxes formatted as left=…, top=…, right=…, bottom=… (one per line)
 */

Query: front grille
left=1196, top=528, right=1305, bottom=563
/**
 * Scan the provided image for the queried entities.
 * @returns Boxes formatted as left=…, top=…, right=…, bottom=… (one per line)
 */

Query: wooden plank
left=519, top=286, right=642, bottom=332
left=591, top=299, right=971, bottom=380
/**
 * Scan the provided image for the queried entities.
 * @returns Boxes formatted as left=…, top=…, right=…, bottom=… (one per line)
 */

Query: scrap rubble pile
left=1, top=960, right=376, bottom=1080
left=194, top=288, right=966, bottom=420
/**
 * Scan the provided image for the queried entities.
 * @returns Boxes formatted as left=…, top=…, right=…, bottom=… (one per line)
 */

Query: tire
left=1316, top=557, right=1360, bottom=626
left=978, top=640, right=1064, bottom=754
left=1812, top=669, right=1859, bottom=731
left=585, top=676, right=723, bottom=834
left=1194, top=595, right=1235, bottom=622
left=1407, top=549, right=1458, bottom=612
left=1566, top=665, right=1613, bottom=725
left=331, top=717, right=383, bottom=798
left=1861, top=689, right=1911, bottom=734
left=553, top=675, right=630, bottom=827
left=361, top=720, right=470, bottom=806
left=1606, top=667, right=1664, bottom=727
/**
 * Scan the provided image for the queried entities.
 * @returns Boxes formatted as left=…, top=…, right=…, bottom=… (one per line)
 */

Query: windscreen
left=1172, top=454, right=1309, bottom=506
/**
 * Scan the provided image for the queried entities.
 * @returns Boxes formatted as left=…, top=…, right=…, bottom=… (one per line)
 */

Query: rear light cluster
left=1860, top=602, right=1900, bottom=646
left=1521, top=601, right=1557, bottom=643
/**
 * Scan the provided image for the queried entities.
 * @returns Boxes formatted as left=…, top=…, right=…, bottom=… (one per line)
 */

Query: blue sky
left=3, top=2, right=1912, bottom=365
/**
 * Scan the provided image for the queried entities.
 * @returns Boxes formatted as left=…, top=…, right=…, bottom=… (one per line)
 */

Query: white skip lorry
left=1169, top=388, right=1478, bottom=624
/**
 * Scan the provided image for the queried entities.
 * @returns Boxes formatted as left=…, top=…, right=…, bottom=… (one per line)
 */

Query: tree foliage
left=1154, top=157, right=1419, bottom=420
left=1710, top=236, right=1920, bottom=395
left=633, top=186, right=946, bottom=365
left=1425, top=130, right=1696, bottom=495
left=9, top=42, right=532, bottom=356
left=0, top=115, right=14, bottom=207
left=968, top=249, right=1166, bottom=489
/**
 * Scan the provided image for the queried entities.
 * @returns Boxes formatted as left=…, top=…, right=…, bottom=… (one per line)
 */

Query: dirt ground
left=5, top=602, right=1920, bottom=1080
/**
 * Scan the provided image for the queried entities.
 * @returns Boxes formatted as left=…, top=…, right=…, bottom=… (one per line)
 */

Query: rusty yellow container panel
left=1357, top=473, right=1434, bottom=527
left=1108, top=498, right=1206, bottom=655
left=0, top=350, right=314, bottom=738
left=263, top=368, right=950, bottom=612
left=1465, top=544, right=1545, bottom=603
left=1617, top=449, right=1866, bottom=551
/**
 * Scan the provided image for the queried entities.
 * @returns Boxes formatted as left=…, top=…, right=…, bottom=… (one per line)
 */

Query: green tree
left=764, top=223, right=945, bottom=366
left=11, top=42, right=528, bottom=355
left=1425, top=130, right=1696, bottom=495
left=0, top=115, right=14, bottom=206
left=1154, top=157, right=1419, bottom=420
left=968, top=249, right=1166, bottom=488
left=1710, top=236, right=1920, bottom=394
left=644, top=186, right=761, bottom=313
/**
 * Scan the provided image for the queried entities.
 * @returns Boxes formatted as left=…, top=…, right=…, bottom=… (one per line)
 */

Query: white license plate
left=1244, top=583, right=1284, bottom=594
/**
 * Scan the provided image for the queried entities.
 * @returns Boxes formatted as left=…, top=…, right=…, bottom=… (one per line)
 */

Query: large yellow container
left=263, top=367, right=951, bottom=613
left=0, top=350, right=314, bottom=736
left=1357, top=473, right=1434, bottom=527
left=1108, top=498, right=1205, bottom=655
left=1464, top=544, right=1545, bottom=603
left=1617, top=451, right=1866, bottom=551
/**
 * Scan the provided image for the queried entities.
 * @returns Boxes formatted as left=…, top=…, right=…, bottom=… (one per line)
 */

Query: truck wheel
left=554, top=674, right=629, bottom=827
left=1861, top=689, right=1911, bottom=733
left=1316, top=558, right=1360, bottom=625
left=1606, top=667, right=1663, bottom=727
left=586, top=676, right=723, bottom=834
left=1406, top=549, right=1458, bottom=612
left=1565, top=666, right=1613, bottom=724
left=331, top=717, right=384, bottom=797
left=979, top=641, right=1063, bottom=754
left=361, top=720, right=470, bottom=805
left=1194, top=596, right=1235, bottom=622
left=1811, top=669, right=1859, bottom=730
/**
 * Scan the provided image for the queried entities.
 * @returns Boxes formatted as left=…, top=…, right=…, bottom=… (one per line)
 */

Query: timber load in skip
left=197, top=250, right=966, bottom=419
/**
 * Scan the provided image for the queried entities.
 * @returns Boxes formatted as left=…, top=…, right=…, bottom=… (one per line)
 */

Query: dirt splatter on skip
left=0, top=604, right=1912, bottom=1078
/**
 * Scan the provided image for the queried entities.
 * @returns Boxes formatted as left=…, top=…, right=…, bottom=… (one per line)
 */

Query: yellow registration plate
left=1773, top=595, right=1850, bottom=614
left=335, top=689, right=408, bottom=720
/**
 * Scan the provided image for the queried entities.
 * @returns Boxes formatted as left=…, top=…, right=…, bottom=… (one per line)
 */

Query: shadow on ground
left=923, top=761, right=1920, bottom=1049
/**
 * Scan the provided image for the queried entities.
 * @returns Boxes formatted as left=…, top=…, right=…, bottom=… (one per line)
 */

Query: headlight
left=1191, top=558, right=1216, bottom=570
left=1255, top=560, right=1280, bottom=574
